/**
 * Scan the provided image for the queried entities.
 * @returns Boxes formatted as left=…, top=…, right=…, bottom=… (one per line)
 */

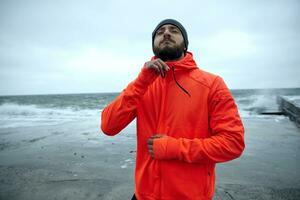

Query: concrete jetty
left=277, top=96, right=300, bottom=127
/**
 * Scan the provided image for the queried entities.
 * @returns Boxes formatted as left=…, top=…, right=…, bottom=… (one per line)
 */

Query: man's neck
left=163, top=52, right=185, bottom=62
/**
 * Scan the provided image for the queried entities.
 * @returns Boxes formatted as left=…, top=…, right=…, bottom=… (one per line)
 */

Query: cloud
left=0, top=0, right=299, bottom=95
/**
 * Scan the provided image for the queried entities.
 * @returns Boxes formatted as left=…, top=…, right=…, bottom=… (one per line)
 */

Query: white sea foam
left=282, top=95, right=300, bottom=100
left=235, top=94, right=280, bottom=118
left=281, top=95, right=300, bottom=107
left=0, top=103, right=101, bottom=128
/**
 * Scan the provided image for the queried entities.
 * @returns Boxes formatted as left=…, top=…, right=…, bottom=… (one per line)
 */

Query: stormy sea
left=0, top=88, right=300, bottom=129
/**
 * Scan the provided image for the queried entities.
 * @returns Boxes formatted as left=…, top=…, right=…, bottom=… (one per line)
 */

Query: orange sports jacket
left=101, top=52, right=245, bottom=200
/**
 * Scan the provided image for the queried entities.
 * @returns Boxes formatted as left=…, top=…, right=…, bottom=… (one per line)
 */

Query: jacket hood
left=152, top=51, right=198, bottom=71
left=152, top=51, right=198, bottom=97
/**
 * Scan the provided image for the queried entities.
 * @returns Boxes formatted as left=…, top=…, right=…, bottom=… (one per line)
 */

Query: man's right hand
left=144, top=59, right=170, bottom=78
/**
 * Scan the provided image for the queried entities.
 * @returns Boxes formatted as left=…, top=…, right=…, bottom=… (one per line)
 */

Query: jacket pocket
left=161, top=161, right=208, bottom=198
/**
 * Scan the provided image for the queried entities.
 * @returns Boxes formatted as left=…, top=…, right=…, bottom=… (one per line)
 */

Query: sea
left=0, top=88, right=300, bottom=129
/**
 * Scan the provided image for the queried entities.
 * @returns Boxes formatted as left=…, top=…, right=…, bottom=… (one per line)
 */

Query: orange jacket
left=101, top=52, right=245, bottom=200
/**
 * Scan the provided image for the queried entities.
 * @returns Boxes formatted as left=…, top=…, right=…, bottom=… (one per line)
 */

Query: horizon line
left=1, top=87, right=300, bottom=97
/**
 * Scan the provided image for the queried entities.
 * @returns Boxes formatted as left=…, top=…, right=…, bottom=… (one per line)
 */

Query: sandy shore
left=0, top=116, right=299, bottom=200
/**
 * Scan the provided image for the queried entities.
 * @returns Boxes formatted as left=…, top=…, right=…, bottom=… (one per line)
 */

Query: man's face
left=153, top=24, right=186, bottom=61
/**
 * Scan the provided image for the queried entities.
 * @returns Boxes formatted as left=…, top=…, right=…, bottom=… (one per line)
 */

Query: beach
left=0, top=117, right=136, bottom=200
left=0, top=90, right=300, bottom=199
left=0, top=115, right=300, bottom=200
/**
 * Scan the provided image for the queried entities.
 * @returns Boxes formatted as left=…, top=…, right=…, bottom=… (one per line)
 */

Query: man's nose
left=163, top=30, right=171, bottom=38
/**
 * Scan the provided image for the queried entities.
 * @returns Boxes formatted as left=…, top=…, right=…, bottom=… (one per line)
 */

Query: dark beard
left=153, top=41, right=185, bottom=61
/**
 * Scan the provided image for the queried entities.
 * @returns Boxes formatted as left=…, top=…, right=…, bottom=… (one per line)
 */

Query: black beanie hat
left=152, top=19, right=189, bottom=51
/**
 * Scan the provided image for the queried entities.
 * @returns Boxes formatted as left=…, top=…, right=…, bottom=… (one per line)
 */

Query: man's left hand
left=147, top=134, right=165, bottom=157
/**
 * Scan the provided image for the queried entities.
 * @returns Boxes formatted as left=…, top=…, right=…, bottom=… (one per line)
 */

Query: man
left=101, top=19, right=245, bottom=200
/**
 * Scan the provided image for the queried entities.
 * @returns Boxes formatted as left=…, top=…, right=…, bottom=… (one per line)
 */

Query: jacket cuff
left=153, top=136, right=179, bottom=160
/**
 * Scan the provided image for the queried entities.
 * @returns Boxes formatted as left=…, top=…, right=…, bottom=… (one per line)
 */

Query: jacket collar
left=152, top=51, right=198, bottom=71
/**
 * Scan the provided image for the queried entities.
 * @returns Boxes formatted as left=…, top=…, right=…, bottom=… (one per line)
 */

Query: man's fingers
left=157, top=64, right=164, bottom=77
left=148, top=144, right=153, bottom=151
left=147, top=139, right=154, bottom=157
left=151, top=63, right=159, bottom=73
left=147, top=138, right=153, bottom=145
left=157, top=62, right=165, bottom=77
left=157, top=59, right=170, bottom=72
left=145, top=61, right=160, bottom=74
left=155, top=61, right=166, bottom=77
left=144, top=59, right=169, bottom=77
left=147, top=139, right=153, bottom=148
left=153, top=63, right=163, bottom=76
left=147, top=134, right=166, bottom=157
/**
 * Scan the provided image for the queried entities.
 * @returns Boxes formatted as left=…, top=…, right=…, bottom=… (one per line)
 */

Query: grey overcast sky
left=0, top=0, right=299, bottom=95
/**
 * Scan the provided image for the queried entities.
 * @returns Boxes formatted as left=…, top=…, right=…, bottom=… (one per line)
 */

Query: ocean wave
left=0, top=91, right=293, bottom=128
left=235, top=94, right=279, bottom=117
left=0, top=103, right=101, bottom=128
left=281, top=95, right=300, bottom=107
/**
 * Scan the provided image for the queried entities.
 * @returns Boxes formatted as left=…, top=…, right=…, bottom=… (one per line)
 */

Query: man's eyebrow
left=157, top=26, right=179, bottom=32
left=157, top=27, right=165, bottom=32
left=169, top=26, right=180, bottom=31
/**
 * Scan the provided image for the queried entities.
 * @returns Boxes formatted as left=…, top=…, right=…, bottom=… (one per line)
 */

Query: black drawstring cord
left=171, top=66, right=191, bottom=97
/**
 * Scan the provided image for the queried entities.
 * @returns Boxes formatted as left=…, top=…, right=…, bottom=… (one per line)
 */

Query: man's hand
left=147, top=134, right=165, bottom=157
left=145, top=59, right=169, bottom=77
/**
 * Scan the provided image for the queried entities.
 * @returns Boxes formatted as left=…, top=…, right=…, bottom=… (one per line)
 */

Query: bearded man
left=101, top=19, right=245, bottom=200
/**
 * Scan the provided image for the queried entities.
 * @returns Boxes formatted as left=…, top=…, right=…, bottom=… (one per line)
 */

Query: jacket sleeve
left=153, top=76, right=245, bottom=163
left=101, top=66, right=158, bottom=136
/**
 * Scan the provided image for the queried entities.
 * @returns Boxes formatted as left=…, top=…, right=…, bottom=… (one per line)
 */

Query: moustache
left=160, top=39, right=175, bottom=44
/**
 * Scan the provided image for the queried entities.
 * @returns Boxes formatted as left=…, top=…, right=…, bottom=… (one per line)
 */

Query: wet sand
left=0, top=116, right=299, bottom=200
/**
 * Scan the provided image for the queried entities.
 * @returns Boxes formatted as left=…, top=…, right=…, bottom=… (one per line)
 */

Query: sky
left=0, top=0, right=299, bottom=95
